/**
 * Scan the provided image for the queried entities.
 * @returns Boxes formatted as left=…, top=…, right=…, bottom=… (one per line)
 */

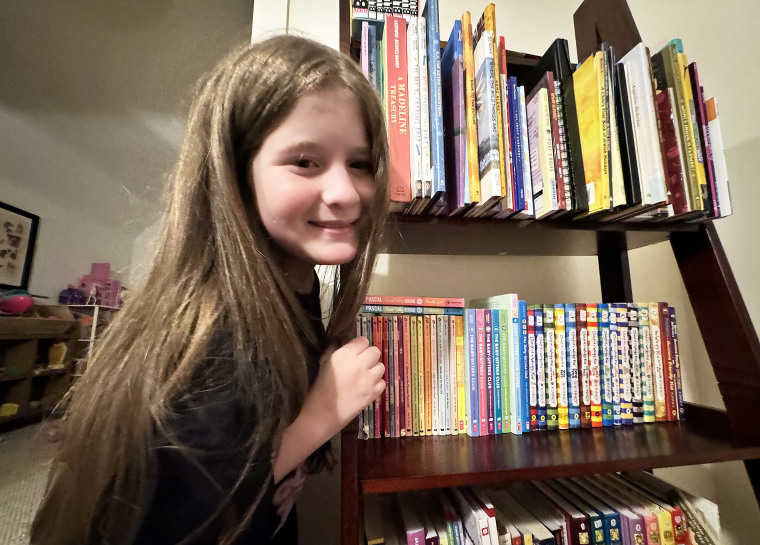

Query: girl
left=32, top=34, right=388, bottom=545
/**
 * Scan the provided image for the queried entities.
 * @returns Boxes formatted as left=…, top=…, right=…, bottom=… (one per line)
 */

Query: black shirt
left=133, top=278, right=327, bottom=545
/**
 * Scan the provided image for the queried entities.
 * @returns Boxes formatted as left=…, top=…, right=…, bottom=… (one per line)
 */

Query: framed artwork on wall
left=0, top=201, right=39, bottom=290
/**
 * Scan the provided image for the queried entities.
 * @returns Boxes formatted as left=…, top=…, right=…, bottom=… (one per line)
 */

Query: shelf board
left=0, top=373, right=29, bottom=383
left=355, top=405, right=760, bottom=494
left=32, top=367, right=67, bottom=378
left=382, top=214, right=702, bottom=256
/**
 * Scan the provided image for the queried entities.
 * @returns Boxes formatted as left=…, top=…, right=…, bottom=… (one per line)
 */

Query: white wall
left=262, top=1, right=760, bottom=543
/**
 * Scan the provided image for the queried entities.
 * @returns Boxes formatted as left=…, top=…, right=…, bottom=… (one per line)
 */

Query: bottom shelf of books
left=349, top=403, right=760, bottom=496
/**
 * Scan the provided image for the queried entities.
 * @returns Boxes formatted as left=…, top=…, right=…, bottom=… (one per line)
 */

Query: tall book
left=460, top=11, right=481, bottom=212
left=527, top=307, right=538, bottom=431
left=637, top=305, right=656, bottom=423
left=704, top=96, right=732, bottom=217
left=383, top=15, right=412, bottom=211
left=527, top=85, right=559, bottom=218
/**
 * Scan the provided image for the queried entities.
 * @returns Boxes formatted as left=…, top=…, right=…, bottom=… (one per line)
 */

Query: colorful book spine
left=649, top=302, right=667, bottom=422
left=423, top=315, right=432, bottom=434
left=587, top=304, right=602, bottom=427
left=616, top=303, right=633, bottom=426
left=395, top=316, right=404, bottom=436
left=554, top=304, right=569, bottom=430
left=520, top=300, right=530, bottom=433
left=421, top=0, right=446, bottom=211
left=576, top=303, right=591, bottom=428
left=484, top=310, right=495, bottom=435
left=534, top=307, right=547, bottom=430
left=565, top=303, right=581, bottom=429
left=362, top=304, right=465, bottom=315
left=669, top=307, right=685, bottom=420
left=407, top=15, right=423, bottom=206
left=460, top=11, right=481, bottom=208
left=508, top=76, right=525, bottom=214
left=455, top=315, right=466, bottom=433
left=544, top=305, right=558, bottom=430
left=660, top=302, right=677, bottom=422
left=476, top=309, right=488, bottom=435
left=364, top=295, right=466, bottom=307
left=638, top=305, right=656, bottom=423
left=688, top=62, right=719, bottom=217
left=418, top=16, right=433, bottom=210
left=609, top=304, right=622, bottom=426
left=498, top=36, right=515, bottom=216
left=628, top=304, right=644, bottom=424
left=410, top=314, right=420, bottom=436
left=498, top=308, right=511, bottom=434
left=449, top=315, right=458, bottom=434
left=430, top=313, right=438, bottom=434
left=390, top=316, right=397, bottom=437
left=527, top=307, right=538, bottom=431
left=416, top=316, right=425, bottom=435
left=492, top=309, right=503, bottom=434
left=435, top=316, right=445, bottom=434
left=598, top=304, right=614, bottom=427
left=464, top=309, right=479, bottom=436
left=518, top=86, right=533, bottom=218
left=382, top=316, right=391, bottom=437
left=511, top=301, right=523, bottom=434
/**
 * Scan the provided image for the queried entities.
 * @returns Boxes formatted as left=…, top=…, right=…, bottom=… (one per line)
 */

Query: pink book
left=364, top=294, right=466, bottom=308
left=476, top=309, right=488, bottom=436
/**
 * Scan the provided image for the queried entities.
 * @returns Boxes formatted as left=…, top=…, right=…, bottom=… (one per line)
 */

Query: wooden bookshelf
left=339, top=1, right=760, bottom=544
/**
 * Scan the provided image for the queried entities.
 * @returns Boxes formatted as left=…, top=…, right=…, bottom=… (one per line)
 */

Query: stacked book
left=358, top=295, right=685, bottom=439
left=350, top=1, right=732, bottom=221
left=363, top=470, right=721, bottom=545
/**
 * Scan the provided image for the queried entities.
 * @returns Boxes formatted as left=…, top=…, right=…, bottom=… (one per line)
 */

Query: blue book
left=565, top=303, right=581, bottom=429
left=464, top=309, right=480, bottom=437
left=598, top=304, right=614, bottom=427
left=511, top=302, right=523, bottom=434
left=609, top=304, right=622, bottom=426
left=534, top=307, right=547, bottom=430
left=491, top=309, right=503, bottom=434
left=421, top=0, right=446, bottom=212
left=508, top=76, right=524, bottom=213
left=484, top=310, right=495, bottom=434
left=519, top=300, right=530, bottom=433
left=558, top=478, right=623, bottom=545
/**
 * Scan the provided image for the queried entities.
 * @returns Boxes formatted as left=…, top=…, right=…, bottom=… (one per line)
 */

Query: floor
left=0, top=421, right=57, bottom=545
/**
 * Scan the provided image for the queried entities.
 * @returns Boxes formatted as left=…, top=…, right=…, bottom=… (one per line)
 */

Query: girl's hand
left=305, top=337, right=385, bottom=433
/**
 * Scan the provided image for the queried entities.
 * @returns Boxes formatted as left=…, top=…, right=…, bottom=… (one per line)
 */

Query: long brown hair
left=32, top=35, right=388, bottom=545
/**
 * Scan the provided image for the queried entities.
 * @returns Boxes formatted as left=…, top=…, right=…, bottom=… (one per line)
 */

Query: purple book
left=484, top=309, right=495, bottom=434
left=441, top=20, right=468, bottom=215
left=669, top=307, right=685, bottom=420
left=689, top=62, right=720, bottom=217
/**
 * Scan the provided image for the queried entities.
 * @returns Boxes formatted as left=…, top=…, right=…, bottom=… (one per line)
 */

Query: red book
left=384, top=15, right=412, bottom=209
left=382, top=316, right=390, bottom=437
left=654, top=89, right=689, bottom=215
left=476, top=309, right=488, bottom=435
left=576, top=303, right=591, bottom=428
left=658, top=302, right=677, bottom=421
left=403, top=316, right=413, bottom=436
left=372, top=316, right=382, bottom=438
left=364, top=294, right=466, bottom=308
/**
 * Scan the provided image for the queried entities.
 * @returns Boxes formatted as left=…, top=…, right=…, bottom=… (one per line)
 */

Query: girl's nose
left=322, top=165, right=362, bottom=208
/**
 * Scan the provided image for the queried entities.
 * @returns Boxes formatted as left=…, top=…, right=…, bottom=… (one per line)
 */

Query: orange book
left=460, top=11, right=481, bottom=206
left=423, top=315, right=433, bottom=436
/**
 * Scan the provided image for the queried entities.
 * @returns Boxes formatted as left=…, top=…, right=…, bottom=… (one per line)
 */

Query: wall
left=261, top=1, right=760, bottom=543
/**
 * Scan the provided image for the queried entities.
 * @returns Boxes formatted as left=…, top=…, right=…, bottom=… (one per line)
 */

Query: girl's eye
left=350, top=160, right=373, bottom=173
left=294, top=158, right=316, bottom=169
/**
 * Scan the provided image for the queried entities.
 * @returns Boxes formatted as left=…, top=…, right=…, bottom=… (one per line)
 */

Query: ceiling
left=0, top=0, right=254, bottom=237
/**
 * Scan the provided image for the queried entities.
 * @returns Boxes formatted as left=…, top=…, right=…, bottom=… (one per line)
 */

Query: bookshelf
left=338, top=0, right=760, bottom=543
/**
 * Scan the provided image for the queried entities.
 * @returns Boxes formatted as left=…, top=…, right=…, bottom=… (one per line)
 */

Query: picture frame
left=0, top=201, right=39, bottom=290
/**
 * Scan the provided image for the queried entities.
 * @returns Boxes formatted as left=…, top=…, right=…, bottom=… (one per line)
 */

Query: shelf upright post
left=597, top=230, right=633, bottom=304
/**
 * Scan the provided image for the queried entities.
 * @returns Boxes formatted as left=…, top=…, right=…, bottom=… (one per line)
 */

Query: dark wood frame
left=338, top=1, right=760, bottom=543
left=0, top=201, right=39, bottom=291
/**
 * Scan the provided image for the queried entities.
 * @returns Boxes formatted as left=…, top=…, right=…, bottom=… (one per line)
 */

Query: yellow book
left=461, top=12, right=481, bottom=205
left=482, top=4, right=508, bottom=202
left=648, top=302, right=667, bottom=421
left=602, top=48, right=626, bottom=207
left=573, top=52, right=609, bottom=214
left=677, top=51, right=708, bottom=211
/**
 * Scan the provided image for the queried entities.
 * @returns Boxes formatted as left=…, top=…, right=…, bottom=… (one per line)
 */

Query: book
left=519, top=301, right=530, bottom=433
left=527, top=86, right=559, bottom=219
left=496, top=36, right=517, bottom=218
left=424, top=315, right=433, bottom=435
left=544, top=305, right=559, bottom=430
left=508, top=76, right=526, bottom=217
left=554, top=304, right=568, bottom=430
left=407, top=16, right=423, bottom=211
left=531, top=480, right=591, bottom=545
left=492, top=309, right=503, bottom=434
left=704, top=96, right=732, bottom=217
left=398, top=492, right=427, bottom=544
left=365, top=493, right=386, bottom=545
left=417, top=16, right=433, bottom=213
left=627, top=304, right=643, bottom=424
left=637, top=305, right=656, bottom=423
left=365, top=295, right=466, bottom=307
left=565, top=304, right=581, bottom=428
left=556, top=478, right=623, bottom=545
left=669, top=307, right=684, bottom=420
left=491, top=488, right=556, bottom=545
left=608, top=304, right=621, bottom=426
left=534, top=307, right=547, bottom=430
left=411, top=314, right=420, bottom=435
left=383, top=15, right=412, bottom=211
left=404, top=316, right=413, bottom=435
left=688, top=62, right=719, bottom=217
left=362, top=305, right=465, bottom=316
left=476, top=309, right=488, bottom=435
left=527, top=307, right=538, bottom=431
left=614, top=303, right=633, bottom=426
left=648, top=302, right=667, bottom=422
left=460, top=11, right=481, bottom=212
left=654, top=88, right=689, bottom=216
left=586, top=304, right=602, bottom=427
left=416, top=316, right=425, bottom=435
left=430, top=312, right=439, bottom=434
left=449, top=315, right=459, bottom=435
left=576, top=304, right=591, bottom=428
left=572, top=476, right=647, bottom=545
left=464, top=309, right=480, bottom=437
left=598, top=304, right=614, bottom=427
left=484, top=310, right=495, bottom=435
left=660, top=302, right=677, bottom=422
left=455, top=315, right=466, bottom=433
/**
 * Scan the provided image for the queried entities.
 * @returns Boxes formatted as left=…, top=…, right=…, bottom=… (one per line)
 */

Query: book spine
left=485, top=6, right=508, bottom=212
left=394, top=315, right=403, bottom=437
left=460, top=12, right=481, bottom=207
left=390, top=316, right=397, bottom=437
left=424, top=0, right=446, bottom=209
left=547, top=74, right=567, bottom=211
left=498, top=37, right=515, bottom=214
left=476, top=309, right=488, bottom=435
left=492, top=309, right=503, bottom=434
left=410, top=315, right=419, bottom=435
left=689, top=62, right=719, bottom=216
left=455, top=315, right=466, bottom=433
left=587, top=304, right=602, bottom=427
left=438, top=316, right=448, bottom=434
left=527, top=88, right=545, bottom=219
left=441, top=21, right=467, bottom=214
left=599, top=304, right=614, bottom=426
left=540, top=88, right=559, bottom=215
left=609, top=304, right=621, bottom=426
left=407, top=16, right=423, bottom=204
left=660, top=303, right=677, bottom=422
left=565, top=303, right=581, bottom=428
left=654, top=89, right=689, bottom=215
left=384, top=15, right=412, bottom=207
left=417, top=16, right=433, bottom=206
left=638, top=305, right=655, bottom=423
left=430, top=313, right=438, bottom=434
left=534, top=307, right=547, bottom=430
left=705, top=97, right=732, bottom=216
left=423, top=314, right=432, bottom=434
left=649, top=302, right=667, bottom=421
left=382, top=316, right=391, bottom=437
left=364, top=295, right=466, bottom=307
left=520, top=300, right=530, bottom=433
left=361, top=21, right=370, bottom=77
left=499, top=308, right=511, bottom=433
left=511, top=300, right=523, bottom=433
left=519, top=86, right=533, bottom=217
left=576, top=303, right=591, bottom=428
left=482, top=311, right=494, bottom=434
left=544, top=305, right=558, bottom=430
left=554, top=304, right=568, bottom=430
left=464, top=309, right=479, bottom=436
left=669, top=307, right=685, bottom=420
left=628, top=304, right=643, bottom=424
left=508, top=77, right=525, bottom=214
left=403, top=316, right=412, bottom=435
left=449, top=315, right=458, bottom=435
left=372, top=317, right=381, bottom=437
left=416, top=316, right=425, bottom=435
left=555, top=80, right=572, bottom=212
left=527, top=308, right=538, bottom=431
left=616, top=303, right=633, bottom=426
left=573, top=54, right=605, bottom=213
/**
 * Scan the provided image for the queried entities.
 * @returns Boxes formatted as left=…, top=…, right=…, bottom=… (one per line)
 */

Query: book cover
left=460, top=11, right=481, bottom=210
left=499, top=307, right=512, bottom=434
left=403, top=316, right=413, bottom=435
left=594, top=474, right=663, bottom=545
left=606, top=474, right=678, bottom=545
left=557, top=478, right=623, bottom=545
left=573, top=476, right=646, bottom=545
left=496, top=36, right=516, bottom=217
left=416, top=316, right=425, bottom=435
left=519, top=301, right=530, bottom=433
left=533, top=306, right=547, bottom=430
left=407, top=15, right=423, bottom=210
left=586, top=304, right=602, bottom=427
left=518, top=86, right=533, bottom=219
left=389, top=315, right=396, bottom=437
left=531, top=479, right=591, bottom=545
left=565, top=303, right=581, bottom=428
left=615, top=303, right=633, bottom=426
left=423, top=314, right=433, bottom=434
left=483, top=310, right=495, bottom=435
left=598, top=304, right=614, bottom=427
left=383, top=15, right=412, bottom=210
left=688, top=62, right=719, bottom=217
left=554, top=304, right=569, bottom=430
left=395, top=315, right=403, bottom=436
left=476, top=309, right=488, bottom=435
left=554, top=80, right=572, bottom=215
left=449, top=315, right=458, bottom=435
left=528, top=72, right=565, bottom=214
left=602, top=44, right=627, bottom=211
left=544, top=305, right=559, bottom=430
left=430, top=313, right=439, bottom=435
left=576, top=303, right=591, bottom=428
left=382, top=316, right=391, bottom=437
left=442, top=20, right=470, bottom=215
left=508, top=76, right=526, bottom=216
left=417, top=16, right=433, bottom=213
left=626, top=304, right=643, bottom=424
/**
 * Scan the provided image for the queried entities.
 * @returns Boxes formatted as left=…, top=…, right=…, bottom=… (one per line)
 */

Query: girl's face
left=251, top=87, right=376, bottom=280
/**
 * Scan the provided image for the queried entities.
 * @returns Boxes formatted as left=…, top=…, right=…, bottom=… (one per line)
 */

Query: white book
left=407, top=16, right=424, bottom=201
left=705, top=96, right=732, bottom=216
left=620, top=42, right=667, bottom=204
left=418, top=16, right=433, bottom=198
left=519, top=85, right=536, bottom=218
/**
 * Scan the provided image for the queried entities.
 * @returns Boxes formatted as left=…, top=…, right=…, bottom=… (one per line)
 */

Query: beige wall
left=256, top=0, right=760, bottom=543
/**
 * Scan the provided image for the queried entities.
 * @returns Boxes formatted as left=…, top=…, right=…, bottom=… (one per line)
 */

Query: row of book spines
left=364, top=471, right=691, bottom=545
left=365, top=295, right=466, bottom=307
left=351, top=0, right=419, bottom=21
left=357, top=301, right=684, bottom=440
